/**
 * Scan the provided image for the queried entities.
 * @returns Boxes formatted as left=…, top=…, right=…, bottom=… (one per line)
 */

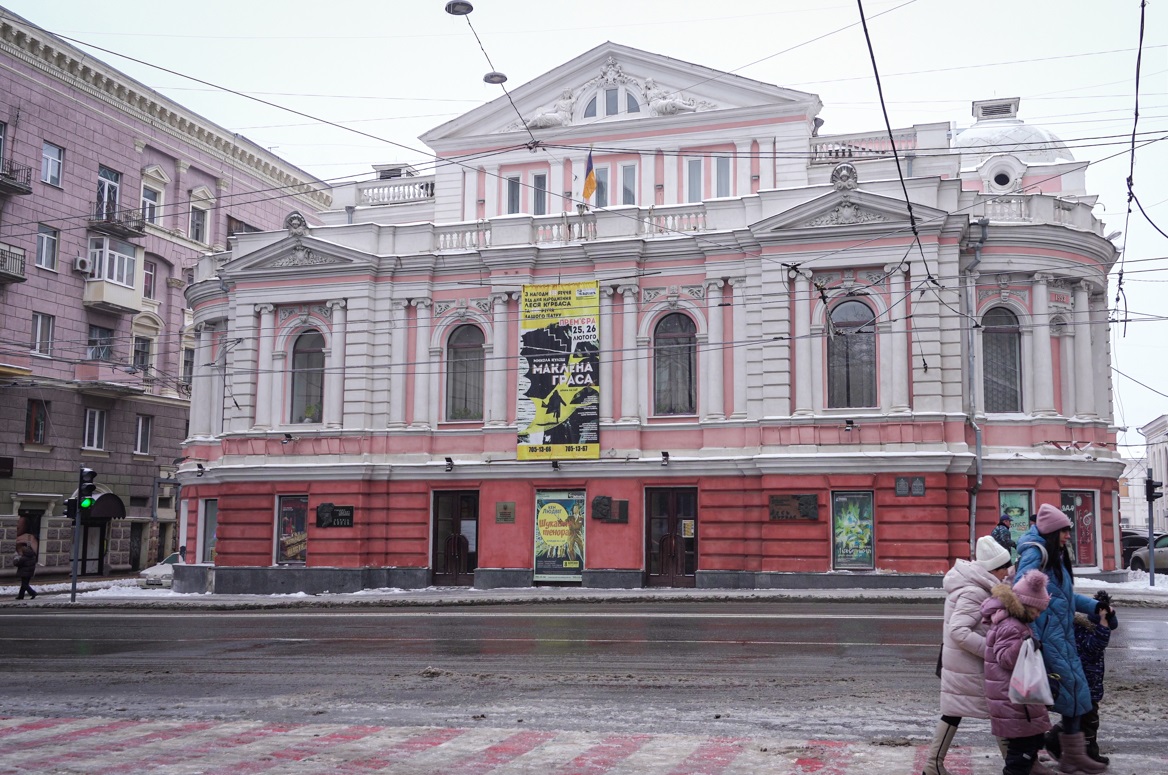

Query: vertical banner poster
left=1061, top=490, right=1097, bottom=566
left=517, top=281, right=600, bottom=460
left=277, top=495, right=308, bottom=564
left=534, top=490, right=586, bottom=582
left=832, top=491, right=875, bottom=570
left=999, top=490, right=1032, bottom=549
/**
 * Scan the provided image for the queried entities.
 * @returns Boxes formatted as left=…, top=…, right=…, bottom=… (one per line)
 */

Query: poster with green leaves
left=534, top=490, right=586, bottom=582
left=832, top=491, right=874, bottom=570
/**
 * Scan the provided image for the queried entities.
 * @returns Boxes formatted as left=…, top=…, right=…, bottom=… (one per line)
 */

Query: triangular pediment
left=225, top=235, right=368, bottom=275
left=753, top=188, right=950, bottom=235
left=421, top=42, right=821, bottom=143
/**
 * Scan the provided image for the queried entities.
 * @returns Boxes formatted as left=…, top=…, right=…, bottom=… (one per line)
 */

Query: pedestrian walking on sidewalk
left=992, top=512, right=1018, bottom=556
left=1015, top=504, right=1111, bottom=774
left=13, top=541, right=37, bottom=600
left=922, top=535, right=1014, bottom=775
left=981, top=569, right=1053, bottom=775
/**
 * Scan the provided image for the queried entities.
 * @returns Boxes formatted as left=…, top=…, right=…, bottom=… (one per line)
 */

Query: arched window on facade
left=827, top=300, right=876, bottom=408
left=982, top=306, right=1022, bottom=413
left=290, top=329, right=325, bottom=423
left=446, top=325, right=485, bottom=421
left=653, top=313, right=697, bottom=415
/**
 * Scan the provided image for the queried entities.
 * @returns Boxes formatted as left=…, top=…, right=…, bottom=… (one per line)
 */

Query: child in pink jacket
left=981, top=569, right=1053, bottom=775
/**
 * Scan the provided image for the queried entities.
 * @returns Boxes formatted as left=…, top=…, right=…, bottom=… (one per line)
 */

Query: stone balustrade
left=811, top=130, right=918, bottom=163
left=357, top=176, right=436, bottom=206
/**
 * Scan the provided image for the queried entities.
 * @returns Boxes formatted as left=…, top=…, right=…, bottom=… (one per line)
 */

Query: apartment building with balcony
left=175, top=43, right=1124, bottom=594
left=0, top=6, right=329, bottom=578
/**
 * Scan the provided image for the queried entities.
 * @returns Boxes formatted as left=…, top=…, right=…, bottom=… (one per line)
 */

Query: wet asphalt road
left=1, top=600, right=1165, bottom=754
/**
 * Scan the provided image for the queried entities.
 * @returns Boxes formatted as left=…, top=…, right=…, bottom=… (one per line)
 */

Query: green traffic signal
left=79, top=467, right=98, bottom=514
left=79, top=495, right=95, bottom=509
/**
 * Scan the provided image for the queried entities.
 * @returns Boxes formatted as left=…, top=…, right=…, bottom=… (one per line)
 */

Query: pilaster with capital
left=410, top=298, right=433, bottom=428
left=729, top=278, right=748, bottom=418
left=324, top=300, right=347, bottom=427
left=253, top=304, right=276, bottom=428
left=1073, top=281, right=1097, bottom=418
left=704, top=279, right=726, bottom=420
left=887, top=265, right=910, bottom=413
left=189, top=324, right=212, bottom=437
left=599, top=287, right=615, bottom=423
left=618, top=285, right=640, bottom=423
left=1030, top=273, right=1056, bottom=415
left=488, top=293, right=510, bottom=425
left=389, top=300, right=409, bottom=427
left=790, top=269, right=813, bottom=415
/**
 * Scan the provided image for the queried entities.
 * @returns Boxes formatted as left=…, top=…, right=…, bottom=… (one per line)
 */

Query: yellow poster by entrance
left=517, top=281, right=600, bottom=460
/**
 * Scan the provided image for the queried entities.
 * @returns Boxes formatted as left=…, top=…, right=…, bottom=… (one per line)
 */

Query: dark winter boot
left=1057, top=732, right=1108, bottom=774
left=1081, top=707, right=1109, bottom=766
left=1044, top=722, right=1063, bottom=759
left=921, top=720, right=957, bottom=775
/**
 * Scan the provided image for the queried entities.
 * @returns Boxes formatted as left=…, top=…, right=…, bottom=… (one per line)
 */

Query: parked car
left=1128, top=534, right=1168, bottom=572
left=1121, top=530, right=1157, bottom=569
left=137, top=552, right=184, bottom=588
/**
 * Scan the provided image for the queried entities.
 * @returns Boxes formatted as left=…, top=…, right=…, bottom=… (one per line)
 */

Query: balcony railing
left=810, top=130, right=919, bottom=164
left=971, top=194, right=1103, bottom=234
left=0, top=242, right=27, bottom=284
left=88, top=201, right=146, bottom=238
left=0, top=157, right=33, bottom=195
left=357, top=176, right=436, bottom=206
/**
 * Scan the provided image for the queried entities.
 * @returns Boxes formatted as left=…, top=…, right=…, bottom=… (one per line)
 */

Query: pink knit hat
left=1014, top=569, right=1050, bottom=611
left=1035, top=503, right=1072, bottom=534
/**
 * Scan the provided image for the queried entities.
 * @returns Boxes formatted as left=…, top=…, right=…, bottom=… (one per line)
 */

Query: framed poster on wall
left=832, top=491, right=874, bottom=570
left=1061, top=490, right=1097, bottom=567
left=276, top=495, right=308, bottom=564
left=998, top=490, right=1032, bottom=548
left=534, top=490, right=586, bottom=582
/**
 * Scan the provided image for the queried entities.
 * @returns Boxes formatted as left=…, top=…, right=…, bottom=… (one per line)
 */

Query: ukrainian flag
left=581, top=149, right=596, bottom=201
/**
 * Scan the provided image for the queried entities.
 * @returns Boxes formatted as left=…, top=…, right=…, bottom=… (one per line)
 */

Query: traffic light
left=64, top=497, right=77, bottom=522
left=78, top=467, right=98, bottom=518
left=1146, top=477, right=1163, bottom=503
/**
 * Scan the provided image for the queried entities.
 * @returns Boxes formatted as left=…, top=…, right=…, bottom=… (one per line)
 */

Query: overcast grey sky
left=5, top=0, right=1165, bottom=452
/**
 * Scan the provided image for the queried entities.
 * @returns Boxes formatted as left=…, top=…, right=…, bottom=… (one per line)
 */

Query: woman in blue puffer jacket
left=1014, top=503, right=1110, bottom=775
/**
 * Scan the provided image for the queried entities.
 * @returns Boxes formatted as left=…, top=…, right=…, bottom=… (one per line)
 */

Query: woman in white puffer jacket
left=922, top=535, right=1015, bottom=775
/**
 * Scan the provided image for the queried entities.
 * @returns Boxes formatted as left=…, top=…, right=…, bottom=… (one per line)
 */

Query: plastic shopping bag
left=1008, top=638, right=1054, bottom=706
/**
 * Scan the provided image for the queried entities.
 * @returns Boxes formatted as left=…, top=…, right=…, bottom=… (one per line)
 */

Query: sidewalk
left=4, top=571, right=1168, bottom=609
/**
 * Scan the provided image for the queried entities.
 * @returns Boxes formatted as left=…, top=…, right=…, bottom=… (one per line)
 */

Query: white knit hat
left=975, top=534, right=1013, bottom=571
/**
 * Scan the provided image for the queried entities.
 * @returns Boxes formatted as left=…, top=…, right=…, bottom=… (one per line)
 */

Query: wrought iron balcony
left=0, top=158, right=33, bottom=195
left=0, top=242, right=26, bottom=284
left=88, top=200, right=146, bottom=238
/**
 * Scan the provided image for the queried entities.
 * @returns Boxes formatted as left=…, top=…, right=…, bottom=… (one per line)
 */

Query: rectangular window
left=143, top=260, right=157, bottom=299
left=686, top=159, right=702, bottom=203
left=97, top=165, right=121, bottom=216
left=36, top=225, right=59, bottom=270
left=134, top=414, right=153, bottom=454
left=277, top=495, right=309, bottom=564
left=89, top=236, right=137, bottom=287
left=716, top=156, right=731, bottom=197
left=605, top=88, right=618, bottom=116
left=25, top=399, right=49, bottom=445
left=190, top=206, right=208, bottom=243
left=31, top=313, right=54, bottom=355
left=87, top=325, right=114, bottom=361
left=41, top=142, right=64, bottom=186
left=532, top=173, right=547, bottom=216
left=506, top=176, right=521, bottom=214
left=182, top=347, right=195, bottom=385
left=133, top=336, right=152, bottom=372
left=621, top=164, right=637, bottom=205
left=201, top=499, right=218, bottom=563
left=141, top=186, right=160, bottom=223
left=83, top=407, right=107, bottom=450
left=595, top=167, right=609, bottom=208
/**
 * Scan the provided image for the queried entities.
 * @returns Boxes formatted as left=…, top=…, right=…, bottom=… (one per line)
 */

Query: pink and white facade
left=0, top=7, right=328, bottom=579
left=176, top=44, right=1123, bottom=594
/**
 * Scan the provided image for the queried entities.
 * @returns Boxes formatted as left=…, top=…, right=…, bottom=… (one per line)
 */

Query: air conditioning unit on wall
left=73, top=255, right=93, bottom=274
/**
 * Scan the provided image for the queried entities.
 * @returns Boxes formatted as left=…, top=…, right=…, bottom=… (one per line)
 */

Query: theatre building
left=175, top=44, right=1124, bottom=594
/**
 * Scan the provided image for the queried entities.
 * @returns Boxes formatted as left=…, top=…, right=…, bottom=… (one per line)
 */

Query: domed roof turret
left=953, top=98, right=1074, bottom=166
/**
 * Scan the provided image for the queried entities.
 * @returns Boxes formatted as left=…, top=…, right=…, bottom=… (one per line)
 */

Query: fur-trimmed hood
left=985, top=582, right=1041, bottom=624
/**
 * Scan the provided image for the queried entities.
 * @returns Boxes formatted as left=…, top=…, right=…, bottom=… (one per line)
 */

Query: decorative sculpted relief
left=269, top=247, right=341, bottom=267
left=524, top=89, right=576, bottom=129
left=802, top=203, right=887, bottom=227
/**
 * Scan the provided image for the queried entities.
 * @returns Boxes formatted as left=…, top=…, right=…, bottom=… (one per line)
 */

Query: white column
left=489, top=292, right=510, bottom=425
left=190, top=324, right=212, bottom=437
left=253, top=304, right=275, bottom=428
left=1073, top=281, right=1097, bottom=418
left=208, top=327, right=224, bottom=436
left=549, top=160, right=565, bottom=215
left=791, top=269, right=813, bottom=415
left=619, top=285, right=640, bottom=423
left=888, top=265, right=910, bottom=413
left=729, top=278, right=748, bottom=418
left=704, top=280, right=725, bottom=420
left=639, top=152, right=655, bottom=207
left=663, top=156, right=678, bottom=205
left=389, top=301, right=409, bottom=428
left=324, top=300, right=347, bottom=428
left=1031, top=272, right=1056, bottom=416
left=411, top=298, right=433, bottom=428
left=599, top=286, right=614, bottom=423
left=735, top=141, right=752, bottom=198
